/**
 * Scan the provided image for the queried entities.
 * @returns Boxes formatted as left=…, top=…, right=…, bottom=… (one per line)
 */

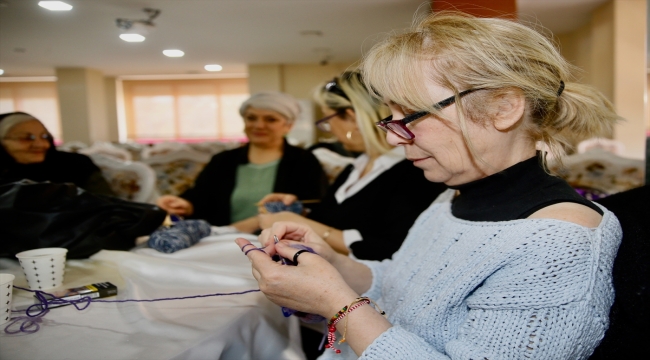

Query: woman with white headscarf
left=0, top=111, right=114, bottom=195
left=157, top=92, right=327, bottom=231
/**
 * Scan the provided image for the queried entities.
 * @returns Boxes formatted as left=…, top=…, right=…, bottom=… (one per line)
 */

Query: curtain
left=121, top=78, right=249, bottom=142
left=0, top=82, right=62, bottom=141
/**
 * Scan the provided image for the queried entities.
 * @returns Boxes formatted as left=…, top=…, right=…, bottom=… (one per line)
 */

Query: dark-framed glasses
left=3, top=133, right=53, bottom=143
left=315, top=109, right=348, bottom=132
left=376, top=88, right=480, bottom=140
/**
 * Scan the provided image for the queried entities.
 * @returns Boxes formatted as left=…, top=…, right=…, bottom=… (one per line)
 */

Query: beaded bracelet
left=325, top=297, right=386, bottom=354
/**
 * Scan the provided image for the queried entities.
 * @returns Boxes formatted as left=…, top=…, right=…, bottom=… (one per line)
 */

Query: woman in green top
left=156, top=92, right=327, bottom=231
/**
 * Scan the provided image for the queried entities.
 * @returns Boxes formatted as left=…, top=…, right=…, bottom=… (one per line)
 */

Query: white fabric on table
left=0, top=233, right=304, bottom=360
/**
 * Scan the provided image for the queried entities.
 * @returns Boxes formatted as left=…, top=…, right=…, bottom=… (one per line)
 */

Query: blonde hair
left=314, top=71, right=392, bottom=158
left=362, top=11, right=620, bottom=164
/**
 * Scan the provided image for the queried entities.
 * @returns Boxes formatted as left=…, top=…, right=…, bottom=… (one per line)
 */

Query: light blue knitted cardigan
left=320, top=190, right=622, bottom=359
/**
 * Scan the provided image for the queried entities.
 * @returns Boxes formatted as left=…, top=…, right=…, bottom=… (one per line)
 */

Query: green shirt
left=230, top=160, right=280, bottom=223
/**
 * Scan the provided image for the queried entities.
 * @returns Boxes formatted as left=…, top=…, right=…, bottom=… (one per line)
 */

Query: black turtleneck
left=449, top=154, right=603, bottom=222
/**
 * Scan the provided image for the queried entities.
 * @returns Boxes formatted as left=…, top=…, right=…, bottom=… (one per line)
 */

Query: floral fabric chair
left=142, top=150, right=211, bottom=196
left=79, top=142, right=132, bottom=161
left=88, top=154, right=157, bottom=203
left=549, top=148, right=645, bottom=200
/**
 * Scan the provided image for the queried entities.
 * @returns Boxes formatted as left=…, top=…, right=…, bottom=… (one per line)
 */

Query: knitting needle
left=273, top=235, right=288, bottom=265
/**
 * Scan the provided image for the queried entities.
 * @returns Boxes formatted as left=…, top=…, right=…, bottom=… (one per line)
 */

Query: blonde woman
left=238, top=12, right=622, bottom=359
left=258, top=72, right=446, bottom=261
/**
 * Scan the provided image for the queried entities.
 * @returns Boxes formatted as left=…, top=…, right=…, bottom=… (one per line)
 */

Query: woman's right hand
left=235, top=236, right=359, bottom=319
left=258, top=221, right=339, bottom=264
left=156, top=195, right=194, bottom=216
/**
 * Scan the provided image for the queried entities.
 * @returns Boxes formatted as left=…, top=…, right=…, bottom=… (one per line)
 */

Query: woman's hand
left=256, top=193, right=298, bottom=208
left=156, top=195, right=194, bottom=216
left=257, top=221, right=338, bottom=263
left=258, top=211, right=304, bottom=230
left=235, top=237, right=359, bottom=318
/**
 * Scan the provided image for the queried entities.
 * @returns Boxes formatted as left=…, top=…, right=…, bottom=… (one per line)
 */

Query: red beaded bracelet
left=325, top=297, right=386, bottom=354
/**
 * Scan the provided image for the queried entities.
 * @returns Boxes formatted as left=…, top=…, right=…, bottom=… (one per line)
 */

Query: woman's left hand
left=235, top=237, right=359, bottom=318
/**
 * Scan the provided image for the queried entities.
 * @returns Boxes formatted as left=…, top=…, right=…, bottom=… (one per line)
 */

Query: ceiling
left=0, top=0, right=619, bottom=78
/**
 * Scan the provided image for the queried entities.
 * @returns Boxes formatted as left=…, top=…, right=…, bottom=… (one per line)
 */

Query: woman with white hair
left=157, top=92, right=327, bottom=231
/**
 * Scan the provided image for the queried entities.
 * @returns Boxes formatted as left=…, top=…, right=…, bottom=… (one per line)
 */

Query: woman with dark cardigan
left=0, top=112, right=114, bottom=196
left=258, top=72, right=447, bottom=261
left=156, top=92, right=327, bottom=232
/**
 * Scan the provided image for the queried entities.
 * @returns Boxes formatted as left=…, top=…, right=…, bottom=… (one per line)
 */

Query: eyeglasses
left=376, top=88, right=480, bottom=140
left=3, top=133, right=53, bottom=143
left=315, top=109, right=349, bottom=132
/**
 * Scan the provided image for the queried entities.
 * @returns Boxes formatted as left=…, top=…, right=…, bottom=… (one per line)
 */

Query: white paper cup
left=0, top=273, right=15, bottom=325
left=15, top=248, right=68, bottom=290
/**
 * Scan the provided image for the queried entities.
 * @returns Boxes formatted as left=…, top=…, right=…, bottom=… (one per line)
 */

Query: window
left=0, top=81, right=62, bottom=141
left=121, top=78, right=249, bottom=143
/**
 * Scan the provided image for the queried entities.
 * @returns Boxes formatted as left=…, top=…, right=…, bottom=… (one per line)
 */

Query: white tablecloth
left=0, top=234, right=305, bottom=360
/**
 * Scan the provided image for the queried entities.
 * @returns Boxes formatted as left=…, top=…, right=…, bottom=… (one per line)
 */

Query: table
left=0, top=234, right=305, bottom=360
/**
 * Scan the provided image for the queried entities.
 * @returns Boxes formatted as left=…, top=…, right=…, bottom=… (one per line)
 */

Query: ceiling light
left=119, top=34, right=145, bottom=42
left=163, top=49, right=184, bottom=57
left=204, top=64, right=223, bottom=72
left=0, top=69, right=4, bottom=75
left=38, top=1, right=73, bottom=11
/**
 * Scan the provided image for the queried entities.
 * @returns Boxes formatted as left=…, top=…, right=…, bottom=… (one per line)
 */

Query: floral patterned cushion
left=549, top=149, right=645, bottom=197
left=89, top=154, right=157, bottom=203
left=102, top=168, right=144, bottom=201
left=150, top=160, right=206, bottom=196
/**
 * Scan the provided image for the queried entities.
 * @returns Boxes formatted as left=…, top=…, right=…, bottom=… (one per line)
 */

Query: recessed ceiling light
left=38, top=1, right=73, bottom=11
left=163, top=49, right=184, bottom=57
left=0, top=69, right=4, bottom=75
left=204, top=64, right=223, bottom=72
left=120, top=34, right=145, bottom=42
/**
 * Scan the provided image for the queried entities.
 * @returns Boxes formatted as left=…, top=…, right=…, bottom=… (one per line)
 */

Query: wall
left=104, top=77, right=119, bottom=142
left=56, top=67, right=112, bottom=144
left=248, top=63, right=355, bottom=103
left=556, top=0, right=647, bottom=159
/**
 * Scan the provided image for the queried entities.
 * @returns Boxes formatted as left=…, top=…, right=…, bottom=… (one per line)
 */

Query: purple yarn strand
left=4, top=285, right=260, bottom=335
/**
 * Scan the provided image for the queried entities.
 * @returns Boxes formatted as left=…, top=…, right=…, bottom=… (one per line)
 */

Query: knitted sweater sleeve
left=354, top=214, right=622, bottom=360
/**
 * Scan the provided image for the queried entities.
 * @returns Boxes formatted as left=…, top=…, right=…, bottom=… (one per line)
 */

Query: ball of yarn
left=148, top=220, right=211, bottom=253
left=263, top=201, right=303, bottom=214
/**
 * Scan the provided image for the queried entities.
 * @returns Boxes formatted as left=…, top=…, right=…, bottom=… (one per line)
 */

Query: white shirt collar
left=335, top=147, right=405, bottom=203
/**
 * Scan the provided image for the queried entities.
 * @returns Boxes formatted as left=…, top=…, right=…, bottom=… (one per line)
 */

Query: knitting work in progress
left=321, top=194, right=622, bottom=359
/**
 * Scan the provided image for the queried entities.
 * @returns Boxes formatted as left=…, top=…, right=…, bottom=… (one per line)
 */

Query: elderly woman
left=157, top=92, right=327, bottom=231
left=0, top=112, right=113, bottom=195
left=258, top=72, right=446, bottom=260
left=236, top=13, right=622, bottom=359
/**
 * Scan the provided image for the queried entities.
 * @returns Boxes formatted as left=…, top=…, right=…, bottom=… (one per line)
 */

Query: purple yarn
left=4, top=285, right=260, bottom=335
left=574, top=187, right=608, bottom=201
left=278, top=245, right=326, bottom=323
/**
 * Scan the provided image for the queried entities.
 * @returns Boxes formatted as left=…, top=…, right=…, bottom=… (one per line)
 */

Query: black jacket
left=307, top=159, right=447, bottom=261
left=181, top=140, right=327, bottom=226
